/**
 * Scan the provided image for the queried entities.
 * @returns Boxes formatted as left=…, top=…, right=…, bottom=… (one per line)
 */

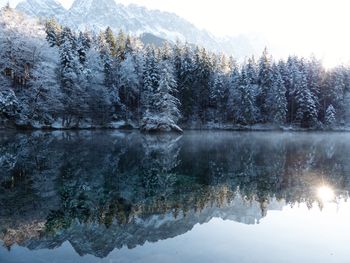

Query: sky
left=3, top=0, right=350, bottom=68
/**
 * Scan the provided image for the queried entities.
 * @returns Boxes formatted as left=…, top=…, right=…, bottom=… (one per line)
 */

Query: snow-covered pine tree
left=116, top=29, right=127, bottom=62
left=97, top=32, right=114, bottom=88
left=141, top=44, right=182, bottom=132
left=104, top=27, right=117, bottom=57
left=209, top=54, right=230, bottom=124
left=235, top=67, right=258, bottom=125
left=295, top=63, right=318, bottom=127
left=322, top=67, right=346, bottom=123
left=59, top=27, right=90, bottom=125
left=83, top=36, right=112, bottom=126
left=227, top=59, right=240, bottom=122
left=325, top=104, right=336, bottom=127
left=45, top=18, right=62, bottom=47
left=246, top=56, right=258, bottom=85
left=267, top=64, right=287, bottom=124
left=77, top=31, right=91, bottom=67
left=209, top=72, right=225, bottom=122
left=257, top=48, right=274, bottom=122
left=176, top=43, right=195, bottom=123
left=157, top=58, right=181, bottom=129
left=59, top=27, right=78, bottom=90
left=193, top=47, right=213, bottom=124
left=118, top=52, right=141, bottom=120
left=141, top=46, right=159, bottom=116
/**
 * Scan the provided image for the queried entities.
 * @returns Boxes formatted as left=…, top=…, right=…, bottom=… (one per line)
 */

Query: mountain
left=16, top=0, right=266, bottom=58
left=15, top=0, right=66, bottom=18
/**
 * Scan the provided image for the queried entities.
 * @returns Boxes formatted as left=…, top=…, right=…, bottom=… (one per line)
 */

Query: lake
left=1, top=131, right=350, bottom=263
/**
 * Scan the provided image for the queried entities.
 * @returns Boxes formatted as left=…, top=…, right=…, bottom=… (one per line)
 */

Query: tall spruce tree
left=257, top=48, right=273, bottom=122
left=295, top=64, right=318, bottom=127
left=235, top=67, right=258, bottom=125
left=267, top=64, right=287, bottom=124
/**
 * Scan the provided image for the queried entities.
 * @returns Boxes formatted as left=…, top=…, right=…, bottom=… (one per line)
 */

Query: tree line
left=1, top=6, right=350, bottom=130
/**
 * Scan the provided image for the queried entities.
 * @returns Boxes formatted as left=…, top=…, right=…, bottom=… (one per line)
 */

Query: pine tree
left=98, top=32, right=114, bottom=88
left=59, top=27, right=77, bottom=90
left=235, top=68, right=258, bottom=125
left=104, top=27, right=117, bottom=57
left=295, top=64, right=318, bottom=127
left=325, top=104, right=336, bottom=127
left=118, top=52, right=141, bottom=119
left=176, top=43, right=195, bottom=122
left=142, top=46, right=159, bottom=115
left=209, top=72, right=225, bottom=121
left=77, top=31, right=91, bottom=66
left=227, top=59, right=241, bottom=122
left=267, top=64, right=287, bottom=124
left=257, top=48, right=274, bottom=122
left=246, top=56, right=258, bottom=85
left=141, top=46, right=182, bottom=132
left=59, top=27, right=89, bottom=123
left=193, top=47, right=213, bottom=123
left=116, top=29, right=127, bottom=61
left=157, top=59, right=181, bottom=125
left=45, top=18, right=62, bottom=47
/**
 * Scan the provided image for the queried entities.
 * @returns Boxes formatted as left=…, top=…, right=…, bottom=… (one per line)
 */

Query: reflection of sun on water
left=317, top=186, right=335, bottom=203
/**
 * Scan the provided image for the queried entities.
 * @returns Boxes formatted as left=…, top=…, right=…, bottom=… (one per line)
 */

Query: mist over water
left=1, top=131, right=350, bottom=263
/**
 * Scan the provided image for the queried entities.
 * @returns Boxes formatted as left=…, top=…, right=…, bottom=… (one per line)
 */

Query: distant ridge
left=16, top=0, right=265, bottom=58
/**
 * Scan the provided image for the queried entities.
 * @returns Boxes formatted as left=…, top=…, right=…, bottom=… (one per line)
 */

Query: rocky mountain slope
left=16, top=0, right=264, bottom=57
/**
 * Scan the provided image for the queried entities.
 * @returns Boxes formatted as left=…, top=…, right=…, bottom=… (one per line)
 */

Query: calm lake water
left=1, top=131, right=350, bottom=263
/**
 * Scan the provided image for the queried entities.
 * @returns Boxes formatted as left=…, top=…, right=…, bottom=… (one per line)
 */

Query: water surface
left=1, top=131, right=350, bottom=263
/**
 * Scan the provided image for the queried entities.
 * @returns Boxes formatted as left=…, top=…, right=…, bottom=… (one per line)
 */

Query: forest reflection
left=0, top=131, right=350, bottom=258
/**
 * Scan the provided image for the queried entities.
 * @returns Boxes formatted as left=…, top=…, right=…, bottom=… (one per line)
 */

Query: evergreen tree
left=59, top=27, right=89, bottom=124
left=104, top=27, right=117, bottom=57
left=116, top=29, right=127, bottom=61
left=59, top=27, right=77, bottom=90
left=176, top=43, right=195, bottom=122
left=45, top=18, right=62, bottom=47
left=227, top=60, right=241, bottom=122
left=267, top=64, right=287, bottom=124
left=141, top=45, right=181, bottom=132
left=157, top=59, right=181, bottom=125
left=193, top=47, right=213, bottom=123
left=210, top=72, right=226, bottom=122
left=257, top=48, right=273, bottom=122
left=142, top=46, right=159, bottom=114
left=235, top=68, right=258, bottom=125
left=325, top=104, right=336, bottom=127
left=295, top=64, right=318, bottom=127
left=77, top=31, right=91, bottom=66
left=98, top=32, right=114, bottom=88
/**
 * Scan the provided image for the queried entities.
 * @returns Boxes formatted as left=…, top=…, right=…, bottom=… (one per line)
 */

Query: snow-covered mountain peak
left=69, top=0, right=118, bottom=14
left=16, top=0, right=66, bottom=17
left=15, top=0, right=265, bottom=58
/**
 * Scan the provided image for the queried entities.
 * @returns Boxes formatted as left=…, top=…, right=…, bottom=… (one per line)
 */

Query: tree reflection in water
left=0, top=131, right=350, bottom=257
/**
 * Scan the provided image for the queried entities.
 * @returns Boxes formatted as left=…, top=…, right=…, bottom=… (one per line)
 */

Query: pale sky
left=3, top=0, right=350, bottom=68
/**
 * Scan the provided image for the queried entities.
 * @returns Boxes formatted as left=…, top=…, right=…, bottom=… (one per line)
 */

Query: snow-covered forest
left=1, top=6, right=350, bottom=131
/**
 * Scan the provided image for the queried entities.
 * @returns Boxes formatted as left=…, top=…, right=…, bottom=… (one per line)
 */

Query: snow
left=15, top=0, right=260, bottom=59
left=1, top=7, right=350, bottom=133
left=140, top=116, right=183, bottom=133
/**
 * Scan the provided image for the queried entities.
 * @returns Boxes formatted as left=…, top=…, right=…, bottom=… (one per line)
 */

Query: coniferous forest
left=1, top=6, right=350, bottom=132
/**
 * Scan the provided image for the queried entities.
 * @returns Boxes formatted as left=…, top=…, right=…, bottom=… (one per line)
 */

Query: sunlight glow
left=317, top=186, right=335, bottom=203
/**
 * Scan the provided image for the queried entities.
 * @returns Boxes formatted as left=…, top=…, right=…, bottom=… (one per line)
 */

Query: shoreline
left=1, top=124, right=350, bottom=132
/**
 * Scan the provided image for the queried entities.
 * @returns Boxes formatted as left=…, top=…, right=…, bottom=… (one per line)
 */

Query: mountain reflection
left=1, top=131, right=350, bottom=258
